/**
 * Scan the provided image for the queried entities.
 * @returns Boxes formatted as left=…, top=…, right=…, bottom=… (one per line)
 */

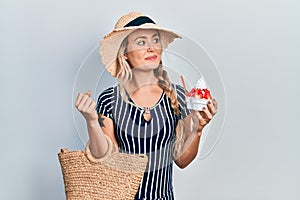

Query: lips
left=145, top=55, right=157, bottom=60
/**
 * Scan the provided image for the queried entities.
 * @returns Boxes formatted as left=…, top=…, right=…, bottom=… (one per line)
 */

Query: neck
left=126, top=70, right=158, bottom=95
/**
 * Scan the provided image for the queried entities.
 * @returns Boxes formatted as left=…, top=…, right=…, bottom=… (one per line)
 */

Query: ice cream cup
left=186, top=97, right=208, bottom=111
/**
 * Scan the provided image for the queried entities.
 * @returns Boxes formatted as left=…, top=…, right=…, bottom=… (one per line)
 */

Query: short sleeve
left=96, top=87, right=115, bottom=119
left=174, top=84, right=190, bottom=119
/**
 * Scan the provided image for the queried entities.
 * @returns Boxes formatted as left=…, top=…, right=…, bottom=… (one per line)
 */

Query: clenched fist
left=75, top=90, right=98, bottom=122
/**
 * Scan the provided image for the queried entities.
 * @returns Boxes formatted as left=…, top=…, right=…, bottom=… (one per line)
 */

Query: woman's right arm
left=75, top=90, right=117, bottom=158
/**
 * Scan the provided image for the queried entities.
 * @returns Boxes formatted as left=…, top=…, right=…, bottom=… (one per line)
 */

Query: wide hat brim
left=100, top=23, right=181, bottom=77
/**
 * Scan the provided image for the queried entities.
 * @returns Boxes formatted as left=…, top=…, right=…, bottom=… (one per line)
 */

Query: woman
left=75, top=12, right=217, bottom=200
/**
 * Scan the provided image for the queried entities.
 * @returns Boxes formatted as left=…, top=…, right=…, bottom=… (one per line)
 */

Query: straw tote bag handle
left=84, top=135, right=118, bottom=164
left=58, top=135, right=148, bottom=200
left=84, top=135, right=148, bottom=172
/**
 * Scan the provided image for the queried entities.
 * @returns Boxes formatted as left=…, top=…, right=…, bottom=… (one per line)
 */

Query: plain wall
left=1, top=0, right=299, bottom=199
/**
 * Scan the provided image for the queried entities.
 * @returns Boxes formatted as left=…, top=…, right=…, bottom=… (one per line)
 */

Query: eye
left=153, top=38, right=160, bottom=43
left=137, top=40, right=145, bottom=46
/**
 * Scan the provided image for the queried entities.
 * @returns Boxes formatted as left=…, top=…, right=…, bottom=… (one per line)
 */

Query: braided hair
left=153, top=63, right=184, bottom=159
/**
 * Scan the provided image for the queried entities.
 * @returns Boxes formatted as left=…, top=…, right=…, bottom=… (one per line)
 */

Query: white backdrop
left=1, top=0, right=299, bottom=199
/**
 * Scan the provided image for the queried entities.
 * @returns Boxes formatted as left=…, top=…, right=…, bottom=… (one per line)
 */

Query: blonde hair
left=153, top=64, right=185, bottom=159
left=116, top=34, right=185, bottom=159
left=115, top=37, right=132, bottom=101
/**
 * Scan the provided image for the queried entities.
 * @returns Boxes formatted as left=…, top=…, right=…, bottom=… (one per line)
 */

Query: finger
left=82, top=95, right=96, bottom=112
left=81, top=97, right=93, bottom=111
left=87, top=101, right=97, bottom=113
left=86, top=90, right=92, bottom=97
left=191, top=109, right=208, bottom=123
left=212, top=98, right=218, bottom=110
left=207, top=100, right=217, bottom=115
left=191, top=110, right=205, bottom=125
left=75, top=93, right=84, bottom=108
left=77, top=94, right=89, bottom=110
left=198, top=110, right=207, bottom=119
left=198, top=107, right=210, bottom=120
left=202, top=106, right=213, bottom=120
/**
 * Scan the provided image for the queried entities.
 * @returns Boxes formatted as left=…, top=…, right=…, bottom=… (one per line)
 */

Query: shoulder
left=96, top=86, right=117, bottom=107
left=96, top=86, right=117, bottom=114
left=97, top=86, right=116, bottom=101
left=100, top=87, right=115, bottom=96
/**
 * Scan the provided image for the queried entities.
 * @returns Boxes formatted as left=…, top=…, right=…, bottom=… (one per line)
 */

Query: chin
left=133, top=63, right=160, bottom=71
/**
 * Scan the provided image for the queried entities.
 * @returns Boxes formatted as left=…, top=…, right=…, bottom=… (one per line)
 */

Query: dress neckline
left=128, top=90, right=165, bottom=110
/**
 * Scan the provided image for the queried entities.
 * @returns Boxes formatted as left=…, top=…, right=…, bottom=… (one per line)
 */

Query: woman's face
left=125, top=29, right=162, bottom=70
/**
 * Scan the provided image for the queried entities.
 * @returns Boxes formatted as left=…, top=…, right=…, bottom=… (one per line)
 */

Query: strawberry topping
left=186, top=88, right=212, bottom=99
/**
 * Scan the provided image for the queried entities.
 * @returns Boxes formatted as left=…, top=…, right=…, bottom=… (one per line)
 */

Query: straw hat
left=99, top=11, right=181, bottom=77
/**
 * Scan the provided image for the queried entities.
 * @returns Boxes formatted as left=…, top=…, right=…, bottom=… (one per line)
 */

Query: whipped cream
left=195, top=77, right=207, bottom=89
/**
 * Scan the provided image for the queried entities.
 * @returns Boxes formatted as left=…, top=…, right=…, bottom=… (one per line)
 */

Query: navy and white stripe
left=96, top=84, right=189, bottom=200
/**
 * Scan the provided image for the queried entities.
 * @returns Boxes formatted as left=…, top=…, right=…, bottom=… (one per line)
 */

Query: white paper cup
left=186, top=97, right=208, bottom=110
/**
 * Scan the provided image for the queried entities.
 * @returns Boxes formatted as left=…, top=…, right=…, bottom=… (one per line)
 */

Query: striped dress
left=96, top=85, right=189, bottom=200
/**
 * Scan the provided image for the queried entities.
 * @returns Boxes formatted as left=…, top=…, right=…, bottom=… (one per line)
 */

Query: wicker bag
left=58, top=137, right=148, bottom=200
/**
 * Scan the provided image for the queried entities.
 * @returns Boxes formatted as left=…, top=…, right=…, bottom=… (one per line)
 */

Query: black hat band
left=124, top=16, right=156, bottom=28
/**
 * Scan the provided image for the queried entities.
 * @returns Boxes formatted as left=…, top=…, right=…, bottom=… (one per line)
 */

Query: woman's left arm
left=175, top=99, right=218, bottom=169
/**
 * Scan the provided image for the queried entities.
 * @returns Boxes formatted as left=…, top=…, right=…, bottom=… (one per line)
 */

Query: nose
left=146, top=41, right=155, bottom=52
left=147, top=47, right=154, bottom=52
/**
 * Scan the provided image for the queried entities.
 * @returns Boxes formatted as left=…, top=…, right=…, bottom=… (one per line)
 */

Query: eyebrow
left=134, top=33, right=159, bottom=42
